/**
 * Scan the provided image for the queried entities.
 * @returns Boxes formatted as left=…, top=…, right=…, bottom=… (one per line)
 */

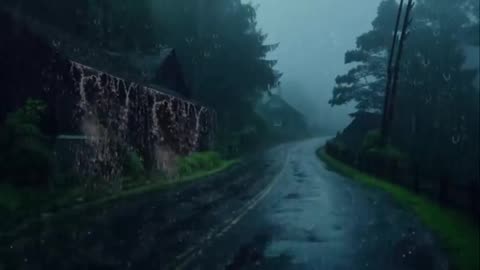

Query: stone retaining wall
left=0, top=12, right=216, bottom=185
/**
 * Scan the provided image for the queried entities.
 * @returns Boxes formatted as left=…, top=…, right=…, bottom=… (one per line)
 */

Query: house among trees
left=257, top=94, right=309, bottom=138
left=19, top=17, right=191, bottom=98
left=0, top=11, right=215, bottom=182
left=51, top=35, right=191, bottom=98
left=86, top=47, right=191, bottom=98
left=153, top=48, right=190, bottom=97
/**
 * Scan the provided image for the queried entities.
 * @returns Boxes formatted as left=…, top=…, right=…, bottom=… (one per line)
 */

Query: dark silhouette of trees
left=381, top=0, right=415, bottom=145
left=330, top=0, right=479, bottom=185
left=380, top=0, right=405, bottom=145
left=2, top=0, right=280, bottom=144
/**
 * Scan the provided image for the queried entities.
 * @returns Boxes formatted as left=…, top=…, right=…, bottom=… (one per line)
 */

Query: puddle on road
left=295, top=178, right=305, bottom=183
left=284, top=193, right=301, bottom=200
left=294, top=171, right=307, bottom=178
left=225, top=232, right=299, bottom=270
left=333, top=224, right=343, bottom=231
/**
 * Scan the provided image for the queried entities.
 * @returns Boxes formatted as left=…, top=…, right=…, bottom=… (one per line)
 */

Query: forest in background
left=328, top=0, right=479, bottom=211
left=1, top=0, right=283, bottom=155
left=0, top=0, right=292, bottom=221
left=2, top=0, right=478, bottom=203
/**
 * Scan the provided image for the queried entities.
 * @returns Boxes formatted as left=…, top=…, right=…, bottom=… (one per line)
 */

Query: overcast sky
left=248, top=0, right=383, bottom=133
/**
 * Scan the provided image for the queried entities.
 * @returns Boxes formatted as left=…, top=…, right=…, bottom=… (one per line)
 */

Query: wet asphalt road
left=182, top=138, right=449, bottom=270
left=1, top=138, right=449, bottom=270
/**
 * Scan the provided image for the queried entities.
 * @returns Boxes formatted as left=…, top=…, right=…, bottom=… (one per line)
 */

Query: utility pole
left=388, top=0, right=415, bottom=125
left=381, top=0, right=404, bottom=145
left=380, top=0, right=415, bottom=145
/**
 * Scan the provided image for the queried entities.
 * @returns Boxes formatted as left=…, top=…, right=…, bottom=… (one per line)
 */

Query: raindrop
left=52, top=40, right=60, bottom=48
left=451, top=134, right=461, bottom=145
left=425, top=94, right=432, bottom=104
left=442, top=73, right=451, bottom=82
left=422, top=58, right=430, bottom=67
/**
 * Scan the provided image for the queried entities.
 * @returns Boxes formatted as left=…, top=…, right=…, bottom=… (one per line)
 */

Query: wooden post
left=388, top=0, right=415, bottom=125
left=381, top=0, right=404, bottom=145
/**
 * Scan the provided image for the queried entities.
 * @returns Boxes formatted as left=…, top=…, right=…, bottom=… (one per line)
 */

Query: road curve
left=183, top=138, right=449, bottom=270
left=0, top=138, right=449, bottom=270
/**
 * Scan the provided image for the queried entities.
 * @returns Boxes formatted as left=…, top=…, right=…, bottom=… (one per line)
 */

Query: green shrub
left=0, top=99, right=53, bottom=186
left=124, top=150, right=145, bottom=181
left=361, top=129, right=408, bottom=162
left=362, top=129, right=382, bottom=151
left=333, top=139, right=347, bottom=152
left=367, top=145, right=408, bottom=161
left=0, top=184, right=23, bottom=212
left=325, top=138, right=352, bottom=163
left=177, top=151, right=223, bottom=177
left=359, top=129, right=409, bottom=177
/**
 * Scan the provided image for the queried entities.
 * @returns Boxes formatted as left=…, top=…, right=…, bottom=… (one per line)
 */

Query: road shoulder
left=317, top=147, right=479, bottom=270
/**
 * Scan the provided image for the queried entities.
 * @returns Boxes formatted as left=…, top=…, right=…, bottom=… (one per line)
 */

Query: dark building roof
left=98, top=48, right=190, bottom=97
left=11, top=12, right=190, bottom=98
left=261, top=95, right=305, bottom=120
left=257, top=95, right=308, bottom=131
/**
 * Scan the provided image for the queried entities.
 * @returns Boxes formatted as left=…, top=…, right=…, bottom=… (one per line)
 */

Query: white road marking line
left=173, top=151, right=291, bottom=270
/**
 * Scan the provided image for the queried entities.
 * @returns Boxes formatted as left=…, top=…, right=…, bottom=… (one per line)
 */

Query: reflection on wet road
left=186, top=138, right=448, bottom=270
left=1, top=138, right=449, bottom=270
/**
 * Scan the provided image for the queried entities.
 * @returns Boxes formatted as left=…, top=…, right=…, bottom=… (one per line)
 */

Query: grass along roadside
left=77, top=159, right=240, bottom=210
left=0, top=158, right=240, bottom=236
left=317, top=148, right=479, bottom=270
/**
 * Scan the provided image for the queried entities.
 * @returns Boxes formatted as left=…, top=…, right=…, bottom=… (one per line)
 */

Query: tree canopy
left=3, top=0, right=280, bottom=132
left=330, top=0, right=479, bottom=182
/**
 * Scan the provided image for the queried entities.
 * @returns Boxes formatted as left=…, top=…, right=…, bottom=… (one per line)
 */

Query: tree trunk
left=381, top=0, right=404, bottom=145
left=381, top=0, right=415, bottom=146
left=387, top=0, right=415, bottom=129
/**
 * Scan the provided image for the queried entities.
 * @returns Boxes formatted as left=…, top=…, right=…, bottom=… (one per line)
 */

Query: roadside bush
left=360, top=129, right=408, bottom=163
left=215, top=114, right=277, bottom=158
left=325, top=139, right=354, bottom=164
left=0, top=99, right=53, bottom=186
left=123, top=150, right=145, bottom=181
left=357, top=129, right=410, bottom=180
left=366, top=145, right=407, bottom=162
left=361, top=143, right=409, bottom=180
left=177, top=151, right=223, bottom=177
left=361, top=129, right=382, bottom=151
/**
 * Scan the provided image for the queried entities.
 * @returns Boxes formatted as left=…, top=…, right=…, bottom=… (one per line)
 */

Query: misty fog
left=1, top=0, right=479, bottom=269
left=250, top=0, right=382, bottom=133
